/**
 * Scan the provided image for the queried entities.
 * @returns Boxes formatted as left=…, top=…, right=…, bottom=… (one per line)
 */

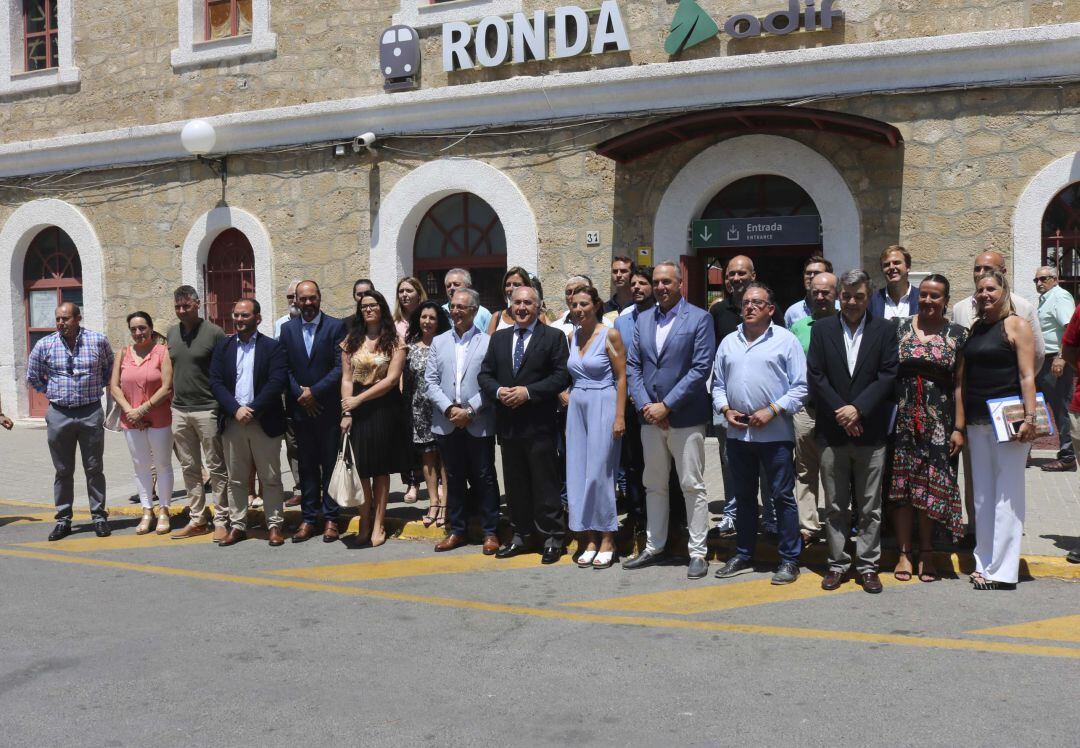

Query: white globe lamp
left=181, top=119, right=217, bottom=155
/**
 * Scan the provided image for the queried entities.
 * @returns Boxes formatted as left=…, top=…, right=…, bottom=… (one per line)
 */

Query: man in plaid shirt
left=26, top=302, right=115, bottom=541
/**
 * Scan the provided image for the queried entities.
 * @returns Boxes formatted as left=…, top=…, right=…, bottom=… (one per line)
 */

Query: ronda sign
left=442, top=0, right=630, bottom=71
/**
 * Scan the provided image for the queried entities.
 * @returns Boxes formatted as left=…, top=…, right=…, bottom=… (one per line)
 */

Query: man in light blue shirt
left=783, top=255, right=835, bottom=327
left=1035, top=266, right=1076, bottom=470
left=711, top=282, right=807, bottom=585
left=441, top=268, right=492, bottom=332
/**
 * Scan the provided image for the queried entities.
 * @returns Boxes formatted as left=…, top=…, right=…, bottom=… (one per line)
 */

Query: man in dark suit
left=209, top=298, right=290, bottom=547
left=868, top=245, right=919, bottom=322
left=623, top=262, right=716, bottom=579
left=807, top=269, right=898, bottom=593
left=279, top=281, right=346, bottom=543
left=478, top=285, right=570, bottom=563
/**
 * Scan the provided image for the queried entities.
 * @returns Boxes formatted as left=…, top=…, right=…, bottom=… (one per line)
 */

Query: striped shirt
left=27, top=329, right=114, bottom=408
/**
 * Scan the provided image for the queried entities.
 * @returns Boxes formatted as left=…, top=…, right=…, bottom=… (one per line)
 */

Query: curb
left=5, top=500, right=1078, bottom=580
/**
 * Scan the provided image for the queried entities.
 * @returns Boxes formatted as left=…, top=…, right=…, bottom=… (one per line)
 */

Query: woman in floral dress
left=889, top=274, right=968, bottom=582
left=404, top=301, right=451, bottom=528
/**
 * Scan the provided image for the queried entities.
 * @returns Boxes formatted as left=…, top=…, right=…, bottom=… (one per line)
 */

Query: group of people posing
left=24, top=245, right=1072, bottom=591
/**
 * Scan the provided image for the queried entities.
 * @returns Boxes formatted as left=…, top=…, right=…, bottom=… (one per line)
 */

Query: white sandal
left=577, top=549, right=597, bottom=567
left=592, top=551, right=614, bottom=569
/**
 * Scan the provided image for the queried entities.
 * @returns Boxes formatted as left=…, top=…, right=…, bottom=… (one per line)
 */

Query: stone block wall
left=2, top=1, right=1077, bottom=142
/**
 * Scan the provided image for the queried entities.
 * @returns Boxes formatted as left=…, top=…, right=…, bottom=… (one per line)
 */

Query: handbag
left=328, top=428, right=364, bottom=508
left=103, top=394, right=123, bottom=432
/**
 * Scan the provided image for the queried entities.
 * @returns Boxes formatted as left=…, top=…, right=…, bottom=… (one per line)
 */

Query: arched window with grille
left=1043, top=182, right=1080, bottom=301
left=203, top=228, right=255, bottom=334
left=413, top=193, right=507, bottom=311
left=24, top=226, right=82, bottom=416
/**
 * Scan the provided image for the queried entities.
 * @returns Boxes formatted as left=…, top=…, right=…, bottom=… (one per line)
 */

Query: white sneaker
left=714, top=516, right=736, bottom=536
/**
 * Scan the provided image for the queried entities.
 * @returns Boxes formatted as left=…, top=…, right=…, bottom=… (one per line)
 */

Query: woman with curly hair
left=340, top=290, right=409, bottom=547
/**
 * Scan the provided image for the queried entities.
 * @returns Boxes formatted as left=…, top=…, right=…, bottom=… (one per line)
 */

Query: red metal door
left=203, top=228, right=255, bottom=334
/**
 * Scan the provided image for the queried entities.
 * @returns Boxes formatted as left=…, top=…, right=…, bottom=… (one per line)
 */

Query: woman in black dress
left=340, top=290, right=409, bottom=547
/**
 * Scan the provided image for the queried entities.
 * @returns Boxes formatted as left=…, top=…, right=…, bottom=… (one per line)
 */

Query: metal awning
left=595, top=106, right=903, bottom=163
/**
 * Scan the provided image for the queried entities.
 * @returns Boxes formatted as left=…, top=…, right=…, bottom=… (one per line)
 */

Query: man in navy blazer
left=209, top=298, right=289, bottom=547
left=425, top=289, right=501, bottom=554
left=623, top=262, right=716, bottom=579
left=807, top=269, right=899, bottom=594
left=478, top=286, right=571, bottom=563
left=279, top=281, right=347, bottom=543
left=868, top=245, right=919, bottom=322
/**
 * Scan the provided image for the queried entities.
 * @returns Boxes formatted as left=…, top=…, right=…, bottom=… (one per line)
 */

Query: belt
left=571, top=382, right=614, bottom=391
left=50, top=402, right=100, bottom=415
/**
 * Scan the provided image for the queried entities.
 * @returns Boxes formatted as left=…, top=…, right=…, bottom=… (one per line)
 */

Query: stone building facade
left=1, top=0, right=1078, bottom=416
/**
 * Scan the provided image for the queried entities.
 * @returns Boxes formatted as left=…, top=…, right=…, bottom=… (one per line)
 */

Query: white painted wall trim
left=1014, top=151, right=1080, bottom=307
left=1, top=23, right=1078, bottom=177
left=180, top=206, right=276, bottom=335
left=0, top=0, right=79, bottom=98
left=394, top=0, right=522, bottom=31
left=653, top=134, right=861, bottom=277
left=370, top=158, right=537, bottom=295
left=0, top=199, right=104, bottom=418
left=170, top=0, right=276, bottom=69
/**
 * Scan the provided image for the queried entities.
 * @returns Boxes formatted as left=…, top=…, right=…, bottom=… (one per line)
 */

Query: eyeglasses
left=1034, top=276, right=1054, bottom=282
left=741, top=299, right=770, bottom=310
left=360, top=304, right=380, bottom=311
left=448, top=304, right=477, bottom=311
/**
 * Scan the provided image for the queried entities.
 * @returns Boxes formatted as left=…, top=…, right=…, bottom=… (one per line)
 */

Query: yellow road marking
left=969, top=615, right=1080, bottom=643
left=18, top=531, right=214, bottom=552
left=565, top=572, right=898, bottom=614
left=269, top=551, right=571, bottom=581
left=1, top=547, right=1078, bottom=660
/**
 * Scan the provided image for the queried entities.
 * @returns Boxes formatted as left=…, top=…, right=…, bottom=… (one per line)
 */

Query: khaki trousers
left=171, top=408, right=229, bottom=527
left=222, top=419, right=284, bottom=531
left=641, top=423, right=710, bottom=558
left=792, top=407, right=823, bottom=534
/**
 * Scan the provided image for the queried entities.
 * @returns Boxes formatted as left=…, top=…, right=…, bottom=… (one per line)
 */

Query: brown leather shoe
left=268, top=526, right=285, bottom=546
left=858, top=571, right=883, bottom=593
left=212, top=525, right=230, bottom=543
left=821, top=569, right=846, bottom=590
left=292, top=521, right=318, bottom=543
left=171, top=523, right=210, bottom=540
left=434, top=534, right=467, bottom=552
left=322, top=520, right=340, bottom=543
left=1041, top=458, right=1077, bottom=472
left=218, top=528, right=247, bottom=546
left=482, top=534, right=500, bottom=555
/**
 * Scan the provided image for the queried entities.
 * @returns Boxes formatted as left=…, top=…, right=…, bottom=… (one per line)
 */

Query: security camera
left=353, top=132, right=377, bottom=154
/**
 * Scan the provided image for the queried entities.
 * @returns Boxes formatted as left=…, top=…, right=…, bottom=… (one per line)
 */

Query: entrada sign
left=442, top=1, right=630, bottom=72
left=666, top=0, right=843, bottom=55
left=691, top=216, right=821, bottom=249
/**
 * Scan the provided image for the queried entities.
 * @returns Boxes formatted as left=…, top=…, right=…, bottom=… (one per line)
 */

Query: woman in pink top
left=109, top=311, right=174, bottom=535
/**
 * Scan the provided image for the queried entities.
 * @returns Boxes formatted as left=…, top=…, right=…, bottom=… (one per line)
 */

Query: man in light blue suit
left=425, top=288, right=501, bottom=554
left=623, top=262, right=716, bottom=579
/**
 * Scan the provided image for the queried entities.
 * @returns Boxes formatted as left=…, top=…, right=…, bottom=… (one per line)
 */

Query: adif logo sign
left=666, top=0, right=843, bottom=55
left=442, top=0, right=630, bottom=72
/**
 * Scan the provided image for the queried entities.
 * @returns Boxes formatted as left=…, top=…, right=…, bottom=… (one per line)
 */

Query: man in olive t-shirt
left=167, top=286, right=230, bottom=541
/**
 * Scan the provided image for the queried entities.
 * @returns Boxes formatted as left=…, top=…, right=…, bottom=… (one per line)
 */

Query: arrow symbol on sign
left=699, top=226, right=713, bottom=242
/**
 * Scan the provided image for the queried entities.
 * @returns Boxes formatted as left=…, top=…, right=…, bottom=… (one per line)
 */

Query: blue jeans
left=717, top=432, right=774, bottom=525
left=726, top=439, right=801, bottom=564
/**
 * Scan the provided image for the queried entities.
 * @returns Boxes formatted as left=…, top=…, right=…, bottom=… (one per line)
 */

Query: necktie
left=303, top=322, right=315, bottom=356
left=513, top=328, right=526, bottom=375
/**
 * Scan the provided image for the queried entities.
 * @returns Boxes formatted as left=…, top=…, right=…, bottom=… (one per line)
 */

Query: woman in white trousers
left=959, top=270, right=1037, bottom=590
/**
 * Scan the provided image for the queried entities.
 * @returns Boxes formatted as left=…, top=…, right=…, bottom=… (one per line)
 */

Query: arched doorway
left=24, top=227, right=82, bottom=416
left=203, top=228, right=255, bottom=333
left=698, top=175, right=822, bottom=311
left=413, top=192, right=507, bottom=310
left=1042, top=182, right=1080, bottom=301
